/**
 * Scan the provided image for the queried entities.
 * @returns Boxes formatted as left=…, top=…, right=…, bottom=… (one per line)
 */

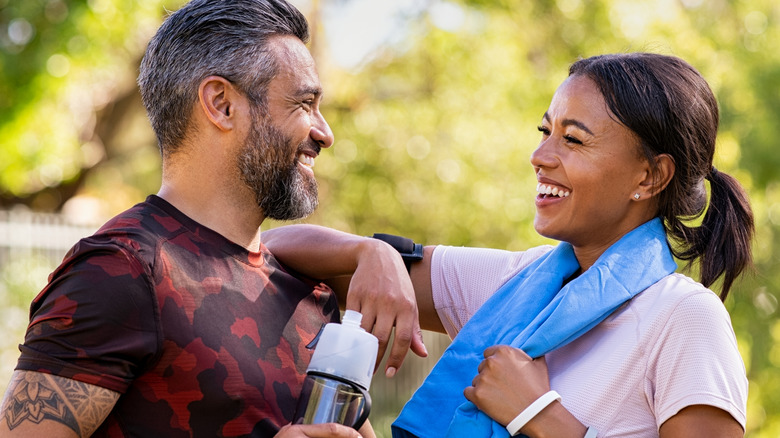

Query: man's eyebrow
left=295, top=86, right=322, bottom=98
left=542, top=112, right=594, bottom=135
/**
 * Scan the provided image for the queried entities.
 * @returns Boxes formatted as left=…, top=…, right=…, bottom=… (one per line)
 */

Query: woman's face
left=531, top=74, right=653, bottom=253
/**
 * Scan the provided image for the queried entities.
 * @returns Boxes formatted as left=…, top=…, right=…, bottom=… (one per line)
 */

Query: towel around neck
left=392, top=218, right=677, bottom=438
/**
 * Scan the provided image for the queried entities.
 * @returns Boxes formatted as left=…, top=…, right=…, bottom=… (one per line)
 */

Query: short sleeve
left=16, top=239, right=160, bottom=393
left=431, top=244, right=553, bottom=338
left=649, top=290, right=747, bottom=429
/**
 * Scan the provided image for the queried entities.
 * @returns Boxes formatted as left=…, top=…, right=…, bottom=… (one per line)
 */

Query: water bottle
left=293, top=310, right=378, bottom=430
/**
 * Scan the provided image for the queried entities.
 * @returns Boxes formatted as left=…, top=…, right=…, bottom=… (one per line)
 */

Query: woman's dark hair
left=569, top=53, right=753, bottom=300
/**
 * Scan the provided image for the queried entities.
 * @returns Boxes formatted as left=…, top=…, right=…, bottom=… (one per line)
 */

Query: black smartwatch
left=370, top=233, right=424, bottom=272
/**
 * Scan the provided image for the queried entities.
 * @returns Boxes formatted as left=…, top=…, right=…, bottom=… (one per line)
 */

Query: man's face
left=237, top=112, right=319, bottom=220
left=237, top=35, right=333, bottom=220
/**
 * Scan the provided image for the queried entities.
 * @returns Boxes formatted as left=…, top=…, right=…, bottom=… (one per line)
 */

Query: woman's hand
left=464, top=345, right=551, bottom=426
left=262, top=225, right=428, bottom=376
left=464, top=346, right=587, bottom=437
left=345, top=238, right=427, bottom=376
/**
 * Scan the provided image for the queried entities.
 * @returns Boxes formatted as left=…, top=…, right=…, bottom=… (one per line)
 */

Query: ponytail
left=671, top=168, right=754, bottom=300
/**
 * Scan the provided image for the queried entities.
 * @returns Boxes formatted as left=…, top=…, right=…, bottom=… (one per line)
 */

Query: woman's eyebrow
left=543, top=112, right=594, bottom=136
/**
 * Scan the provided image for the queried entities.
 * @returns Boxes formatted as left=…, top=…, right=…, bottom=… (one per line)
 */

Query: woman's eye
left=563, top=135, right=582, bottom=145
left=537, top=125, right=550, bottom=136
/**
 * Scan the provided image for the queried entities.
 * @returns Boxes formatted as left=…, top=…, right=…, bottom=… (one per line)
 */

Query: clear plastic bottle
left=292, top=310, right=378, bottom=429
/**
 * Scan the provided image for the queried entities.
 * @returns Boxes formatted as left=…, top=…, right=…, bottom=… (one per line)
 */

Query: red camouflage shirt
left=16, top=195, right=339, bottom=437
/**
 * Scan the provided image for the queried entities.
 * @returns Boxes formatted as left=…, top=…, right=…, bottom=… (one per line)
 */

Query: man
left=0, top=1, right=422, bottom=436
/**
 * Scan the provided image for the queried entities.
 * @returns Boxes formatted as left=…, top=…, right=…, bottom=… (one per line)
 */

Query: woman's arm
left=466, top=345, right=744, bottom=438
left=659, top=405, right=743, bottom=437
left=262, top=225, right=443, bottom=376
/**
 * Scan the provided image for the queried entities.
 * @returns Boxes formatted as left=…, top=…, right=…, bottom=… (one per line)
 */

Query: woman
left=263, top=53, right=753, bottom=437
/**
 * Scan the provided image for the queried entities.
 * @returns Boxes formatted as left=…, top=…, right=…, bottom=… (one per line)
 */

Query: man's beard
left=237, top=117, right=319, bottom=221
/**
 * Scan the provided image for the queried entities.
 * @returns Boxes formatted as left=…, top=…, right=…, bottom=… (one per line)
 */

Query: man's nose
left=311, top=111, right=334, bottom=148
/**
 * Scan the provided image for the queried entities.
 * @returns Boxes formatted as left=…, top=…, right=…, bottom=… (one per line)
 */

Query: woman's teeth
left=536, top=183, right=570, bottom=198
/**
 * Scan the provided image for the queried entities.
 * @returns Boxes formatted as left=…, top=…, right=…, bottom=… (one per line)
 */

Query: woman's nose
left=530, top=138, right=557, bottom=169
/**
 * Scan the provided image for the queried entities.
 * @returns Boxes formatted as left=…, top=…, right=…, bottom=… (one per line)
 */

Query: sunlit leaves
left=2, top=0, right=780, bottom=434
left=0, top=0, right=171, bottom=206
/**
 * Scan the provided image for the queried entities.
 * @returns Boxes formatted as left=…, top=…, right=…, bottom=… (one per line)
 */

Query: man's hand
left=276, top=423, right=361, bottom=437
left=345, top=238, right=428, bottom=377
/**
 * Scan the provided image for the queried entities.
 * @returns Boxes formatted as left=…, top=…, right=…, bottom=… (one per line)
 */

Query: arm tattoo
left=1, top=371, right=120, bottom=437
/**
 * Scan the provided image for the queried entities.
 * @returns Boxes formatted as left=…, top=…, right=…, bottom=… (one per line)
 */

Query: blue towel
left=392, top=218, right=677, bottom=438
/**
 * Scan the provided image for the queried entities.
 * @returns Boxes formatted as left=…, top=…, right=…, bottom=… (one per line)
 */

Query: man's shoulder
left=49, top=198, right=175, bottom=279
left=80, top=196, right=187, bottom=253
left=99, top=196, right=182, bottom=237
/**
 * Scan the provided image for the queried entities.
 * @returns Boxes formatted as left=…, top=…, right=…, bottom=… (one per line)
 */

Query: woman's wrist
left=369, top=233, right=423, bottom=272
left=519, top=399, right=588, bottom=438
left=506, top=391, right=562, bottom=436
left=356, top=236, right=399, bottom=266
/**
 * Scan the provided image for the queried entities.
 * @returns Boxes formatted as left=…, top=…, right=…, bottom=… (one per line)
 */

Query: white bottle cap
left=307, top=310, right=379, bottom=390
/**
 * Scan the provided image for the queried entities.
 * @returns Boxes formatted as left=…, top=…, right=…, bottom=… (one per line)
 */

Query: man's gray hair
left=137, top=0, right=309, bottom=157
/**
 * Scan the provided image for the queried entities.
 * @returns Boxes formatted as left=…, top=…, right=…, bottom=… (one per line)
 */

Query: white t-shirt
left=431, top=245, right=748, bottom=436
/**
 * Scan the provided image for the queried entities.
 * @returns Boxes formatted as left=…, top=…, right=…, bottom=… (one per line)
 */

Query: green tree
left=304, top=1, right=780, bottom=435
left=1, top=0, right=778, bottom=436
left=0, top=0, right=172, bottom=212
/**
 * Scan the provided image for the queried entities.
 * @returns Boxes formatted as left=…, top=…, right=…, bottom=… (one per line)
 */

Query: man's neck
left=157, top=180, right=265, bottom=253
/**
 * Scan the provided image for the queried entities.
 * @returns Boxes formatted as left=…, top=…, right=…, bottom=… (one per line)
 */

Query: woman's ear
left=640, top=153, right=675, bottom=196
left=198, top=75, right=239, bottom=131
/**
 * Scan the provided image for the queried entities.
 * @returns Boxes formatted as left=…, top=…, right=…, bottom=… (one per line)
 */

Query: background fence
left=0, top=208, right=102, bottom=399
left=0, top=208, right=450, bottom=437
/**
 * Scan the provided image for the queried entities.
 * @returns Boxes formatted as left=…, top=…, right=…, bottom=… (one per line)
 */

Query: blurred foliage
left=0, top=0, right=174, bottom=212
left=1, top=0, right=779, bottom=436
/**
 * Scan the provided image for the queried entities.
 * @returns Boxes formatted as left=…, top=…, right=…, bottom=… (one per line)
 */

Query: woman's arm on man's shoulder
left=263, top=225, right=443, bottom=375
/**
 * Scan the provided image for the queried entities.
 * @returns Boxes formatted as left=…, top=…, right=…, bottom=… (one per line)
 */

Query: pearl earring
left=633, top=193, right=640, bottom=200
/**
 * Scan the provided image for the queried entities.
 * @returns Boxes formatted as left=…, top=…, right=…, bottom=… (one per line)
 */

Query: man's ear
left=198, top=75, right=241, bottom=131
left=639, top=153, right=675, bottom=196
